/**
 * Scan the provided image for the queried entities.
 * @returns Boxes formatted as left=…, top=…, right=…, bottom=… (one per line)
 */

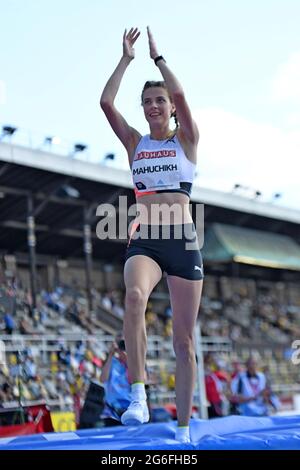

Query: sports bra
left=131, top=134, right=196, bottom=198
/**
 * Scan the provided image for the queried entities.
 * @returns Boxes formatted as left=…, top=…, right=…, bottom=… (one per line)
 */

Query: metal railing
left=0, top=333, right=232, bottom=363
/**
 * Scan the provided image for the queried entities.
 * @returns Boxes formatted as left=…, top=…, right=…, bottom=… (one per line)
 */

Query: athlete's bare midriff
left=135, top=191, right=193, bottom=225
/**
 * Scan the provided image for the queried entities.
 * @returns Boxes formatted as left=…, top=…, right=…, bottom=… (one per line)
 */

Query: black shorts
left=125, top=223, right=204, bottom=281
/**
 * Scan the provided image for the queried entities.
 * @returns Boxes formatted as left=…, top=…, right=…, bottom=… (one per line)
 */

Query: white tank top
left=131, top=134, right=196, bottom=198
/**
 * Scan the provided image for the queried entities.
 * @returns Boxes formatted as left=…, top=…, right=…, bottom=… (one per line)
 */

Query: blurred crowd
left=203, top=353, right=281, bottom=418
left=1, top=269, right=299, bottom=417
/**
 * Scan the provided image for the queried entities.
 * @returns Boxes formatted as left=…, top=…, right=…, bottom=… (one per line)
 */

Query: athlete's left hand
left=147, top=26, right=160, bottom=60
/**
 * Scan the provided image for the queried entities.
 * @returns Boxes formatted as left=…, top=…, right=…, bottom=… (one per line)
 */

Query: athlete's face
left=142, top=87, right=175, bottom=126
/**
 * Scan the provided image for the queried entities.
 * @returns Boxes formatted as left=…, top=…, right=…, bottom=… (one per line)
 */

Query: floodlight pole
left=27, top=194, right=37, bottom=310
left=83, top=206, right=93, bottom=312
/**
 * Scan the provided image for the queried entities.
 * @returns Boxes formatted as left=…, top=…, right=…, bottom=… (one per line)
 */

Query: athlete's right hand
left=123, top=27, right=140, bottom=60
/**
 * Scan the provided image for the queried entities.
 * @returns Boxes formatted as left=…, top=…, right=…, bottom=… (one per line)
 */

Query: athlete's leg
left=167, top=275, right=203, bottom=426
left=121, top=255, right=162, bottom=425
left=124, top=255, right=162, bottom=383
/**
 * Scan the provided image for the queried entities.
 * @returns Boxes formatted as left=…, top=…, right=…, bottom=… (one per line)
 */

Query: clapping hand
left=147, top=26, right=160, bottom=60
left=123, top=27, right=140, bottom=60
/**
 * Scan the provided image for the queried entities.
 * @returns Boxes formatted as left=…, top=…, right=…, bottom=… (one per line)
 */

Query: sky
left=1, top=0, right=300, bottom=209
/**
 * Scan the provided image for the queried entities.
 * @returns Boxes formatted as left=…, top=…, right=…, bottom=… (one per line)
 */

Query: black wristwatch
left=154, top=55, right=166, bottom=66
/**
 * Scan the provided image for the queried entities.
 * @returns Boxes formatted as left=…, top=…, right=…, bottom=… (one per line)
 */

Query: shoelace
left=128, top=400, right=145, bottom=409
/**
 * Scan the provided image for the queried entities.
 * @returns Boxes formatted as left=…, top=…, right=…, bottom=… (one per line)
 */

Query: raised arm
left=100, top=343, right=117, bottom=383
left=100, top=28, right=142, bottom=164
left=147, top=26, right=199, bottom=147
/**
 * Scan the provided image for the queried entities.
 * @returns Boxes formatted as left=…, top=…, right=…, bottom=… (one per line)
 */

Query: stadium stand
left=1, top=139, right=300, bottom=426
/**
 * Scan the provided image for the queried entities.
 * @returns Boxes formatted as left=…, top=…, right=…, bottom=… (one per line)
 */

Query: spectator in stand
left=99, top=335, right=132, bottom=426
left=262, top=364, right=281, bottom=412
left=163, top=305, right=173, bottom=322
left=230, top=360, right=243, bottom=379
left=4, top=312, right=15, bottom=335
left=162, top=305, right=173, bottom=338
left=101, top=293, right=112, bottom=311
left=145, top=302, right=160, bottom=336
left=230, top=356, right=279, bottom=416
left=204, top=354, right=230, bottom=418
left=23, top=353, right=37, bottom=380
left=0, top=382, right=14, bottom=405
left=19, top=315, right=34, bottom=335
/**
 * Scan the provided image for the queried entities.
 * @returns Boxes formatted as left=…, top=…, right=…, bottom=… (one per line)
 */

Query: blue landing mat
left=1, top=415, right=300, bottom=450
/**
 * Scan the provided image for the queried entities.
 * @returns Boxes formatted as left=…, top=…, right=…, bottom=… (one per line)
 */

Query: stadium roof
left=1, top=141, right=300, bottom=224
left=1, top=141, right=300, bottom=262
left=203, top=223, right=300, bottom=271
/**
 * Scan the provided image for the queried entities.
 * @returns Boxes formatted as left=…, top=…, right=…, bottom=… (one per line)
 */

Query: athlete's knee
left=125, top=286, right=148, bottom=309
left=173, top=335, right=195, bottom=362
